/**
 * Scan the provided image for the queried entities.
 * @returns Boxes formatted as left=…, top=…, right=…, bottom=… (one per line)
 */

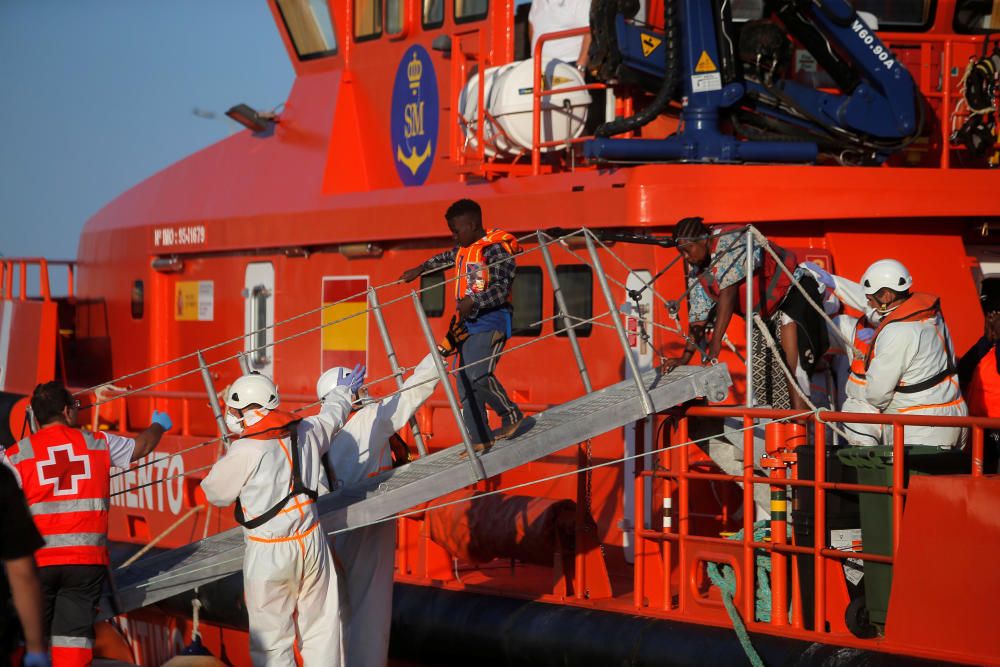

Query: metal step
left=110, top=364, right=731, bottom=615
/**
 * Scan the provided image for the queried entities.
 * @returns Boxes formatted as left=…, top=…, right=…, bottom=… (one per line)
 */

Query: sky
left=0, top=0, right=293, bottom=267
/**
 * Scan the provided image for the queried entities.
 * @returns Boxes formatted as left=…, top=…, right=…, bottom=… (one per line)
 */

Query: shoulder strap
left=234, top=427, right=318, bottom=530
left=894, top=365, right=956, bottom=394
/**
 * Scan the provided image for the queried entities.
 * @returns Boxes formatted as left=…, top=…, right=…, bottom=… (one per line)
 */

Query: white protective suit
left=202, top=386, right=352, bottom=667
left=325, top=354, right=440, bottom=667
left=833, top=276, right=967, bottom=448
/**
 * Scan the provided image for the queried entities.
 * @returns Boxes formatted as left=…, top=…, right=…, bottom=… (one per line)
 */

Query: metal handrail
left=530, top=26, right=607, bottom=175
left=1, top=257, right=76, bottom=301
left=631, top=402, right=998, bottom=638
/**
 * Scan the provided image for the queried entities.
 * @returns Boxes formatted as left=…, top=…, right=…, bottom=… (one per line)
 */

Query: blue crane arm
left=768, top=0, right=919, bottom=140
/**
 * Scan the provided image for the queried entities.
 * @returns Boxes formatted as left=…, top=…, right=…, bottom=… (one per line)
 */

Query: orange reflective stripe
left=247, top=522, right=319, bottom=543
left=896, top=396, right=966, bottom=413
left=848, top=374, right=867, bottom=386
left=277, top=498, right=315, bottom=515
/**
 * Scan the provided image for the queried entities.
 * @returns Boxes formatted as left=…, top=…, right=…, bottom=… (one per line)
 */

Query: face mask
left=225, top=408, right=268, bottom=434
left=865, top=303, right=897, bottom=325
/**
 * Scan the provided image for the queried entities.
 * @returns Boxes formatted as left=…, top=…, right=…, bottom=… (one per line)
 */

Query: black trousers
left=38, top=565, right=105, bottom=653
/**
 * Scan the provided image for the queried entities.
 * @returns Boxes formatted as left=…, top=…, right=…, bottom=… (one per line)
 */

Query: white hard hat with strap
left=225, top=373, right=280, bottom=410
left=861, top=259, right=913, bottom=296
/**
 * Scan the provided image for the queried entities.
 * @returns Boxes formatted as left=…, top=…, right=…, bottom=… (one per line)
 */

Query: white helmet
left=316, top=366, right=357, bottom=401
left=861, top=259, right=912, bottom=296
left=225, top=373, right=280, bottom=411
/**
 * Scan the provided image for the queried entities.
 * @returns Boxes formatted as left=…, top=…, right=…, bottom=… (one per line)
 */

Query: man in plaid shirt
left=401, top=199, right=524, bottom=447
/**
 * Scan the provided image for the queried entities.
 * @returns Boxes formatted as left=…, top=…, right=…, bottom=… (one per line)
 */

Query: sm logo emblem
left=391, top=45, right=439, bottom=186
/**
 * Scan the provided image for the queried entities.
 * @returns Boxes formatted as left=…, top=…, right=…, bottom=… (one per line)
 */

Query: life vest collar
left=241, top=409, right=301, bottom=440
left=863, top=292, right=942, bottom=371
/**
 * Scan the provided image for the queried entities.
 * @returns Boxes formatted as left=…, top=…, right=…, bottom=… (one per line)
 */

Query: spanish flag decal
left=321, top=277, right=369, bottom=371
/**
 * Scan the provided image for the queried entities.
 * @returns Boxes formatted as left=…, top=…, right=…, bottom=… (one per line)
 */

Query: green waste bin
left=836, top=445, right=967, bottom=628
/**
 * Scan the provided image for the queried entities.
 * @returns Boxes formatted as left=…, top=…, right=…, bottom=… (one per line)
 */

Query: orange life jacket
left=862, top=293, right=956, bottom=394
left=6, top=424, right=112, bottom=567
left=696, top=225, right=798, bottom=320
left=454, top=229, right=522, bottom=302
left=967, top=349, right=1000, bottom=418
left=242, top=409, right=299, bottom=441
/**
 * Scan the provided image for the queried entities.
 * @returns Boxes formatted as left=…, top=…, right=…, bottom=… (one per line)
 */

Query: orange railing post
left=763, top=422, right=789, bottom=627
left=972, top=425, right=984, bottom=477
left=18, top=260, right=26, bottom=301
left=813, top=419, right=827, bottom=633
left=660, top=416, right=673, bottom=611
left=676, top=415, right=690, bottom=612
left=38, top=258, right=51, bottom=302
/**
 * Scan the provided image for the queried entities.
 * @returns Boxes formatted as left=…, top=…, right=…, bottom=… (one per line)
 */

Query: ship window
left=276, top=0, right=339, bottom=58
left=420, top=269, right=446, bottom=317
left=355, top=0, right=383, bottom=39
left=511, top=267, right=542, bottom=337
left=852, top=0, right=936, bottom=31
left=130, top=280, right=144, bottom=320
left=554, top=265, right=592, bottom=338
left=423, top=0, right=444, bottom=28
left=455, top=0, right=488, bottom=23
left=954, top=0, right=1000, bottom=33
left=387, top=0, right=404, bottom=34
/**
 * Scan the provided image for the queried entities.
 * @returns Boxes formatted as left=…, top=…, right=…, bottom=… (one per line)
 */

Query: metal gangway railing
left=75, top=227, right=735, bottom=614
left=77, top=222, right=825, bottom=514
left=76, top=228, right=683, bottom=487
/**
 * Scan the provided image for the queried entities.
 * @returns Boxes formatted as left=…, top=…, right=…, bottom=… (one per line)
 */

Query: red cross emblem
left=36, top=444, right=91, bottom=497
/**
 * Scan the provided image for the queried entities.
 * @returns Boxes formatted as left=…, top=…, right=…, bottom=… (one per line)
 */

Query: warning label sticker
left=695, top=51, right=717, bottom=73
left=691, top=72, right=722, bottom=93
left=831, top=528, right=864, bottom=587
left=640, top=33, right=662, bottom=58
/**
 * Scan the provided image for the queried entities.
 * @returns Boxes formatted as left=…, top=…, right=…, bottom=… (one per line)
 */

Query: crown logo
left=407, top=52, right=422, bottom=94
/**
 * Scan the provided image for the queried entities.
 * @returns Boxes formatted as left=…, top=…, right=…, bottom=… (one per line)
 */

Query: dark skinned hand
left=457, top=296, right=476, bottom=320
left=400, top=267, right=423, bottom=283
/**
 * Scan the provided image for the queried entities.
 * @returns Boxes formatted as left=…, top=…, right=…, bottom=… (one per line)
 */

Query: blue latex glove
left=336, top=363, right=366, bottom=394
left=23, top=652, right=51, bottom=667
left=151, top=410, right=173, bottom=432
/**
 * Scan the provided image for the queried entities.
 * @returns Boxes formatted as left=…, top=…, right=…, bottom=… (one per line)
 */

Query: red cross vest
left=454, top=229, right=522, bottom=302
left=697, top=225, right=798, bottom=320
left=5, top=424, right=111, bottom=567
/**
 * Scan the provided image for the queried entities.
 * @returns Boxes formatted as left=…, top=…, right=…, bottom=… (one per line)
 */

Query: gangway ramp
left=112, top=364, right=732, bottom=615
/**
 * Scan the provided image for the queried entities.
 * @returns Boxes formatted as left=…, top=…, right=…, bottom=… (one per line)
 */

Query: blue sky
left=0, top=0, right=293, bottom=266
